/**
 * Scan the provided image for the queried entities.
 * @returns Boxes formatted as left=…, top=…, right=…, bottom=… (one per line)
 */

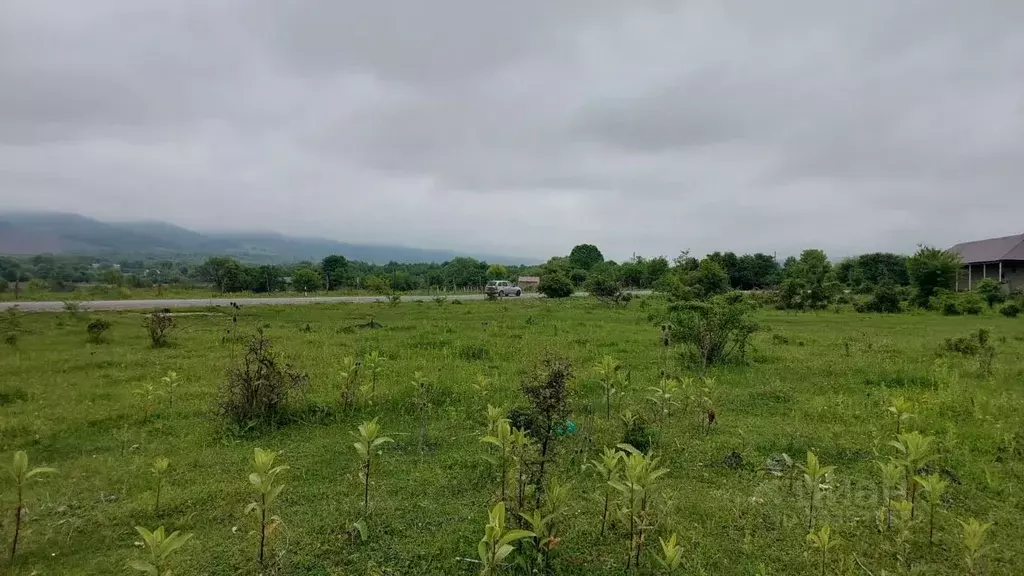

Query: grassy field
left=1, top=298, right=1022, bottom=575
left=0, top=286, right=484, bottom=302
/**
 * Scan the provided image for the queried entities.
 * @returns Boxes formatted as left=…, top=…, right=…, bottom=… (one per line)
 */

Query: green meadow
left=1, top=298, right=1022, bottom=575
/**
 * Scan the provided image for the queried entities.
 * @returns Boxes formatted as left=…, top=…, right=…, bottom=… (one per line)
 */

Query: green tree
left=568, top=268, right=588, bottom=287
left=539, top=273, right=574, bottom=298
left=250, top=265, right=284, bottom=293
left=782, top=249, right=836, bottom=309
left=321, top=255, right=349, bottom=290
left=102, top=268, right=124, bottom=287
left=907, top=246, right=961, bottom=307
left=197, top=256, right=248, bottom=292
left=363, top=275, right=392, bottom=294
left=486, top=264, right=509, bottom=280
left=443, top=257, right=488, bottom=288
left=568, top=244, right=604, bottom=270
left=705, top=252, right=741, bottom=287
left=291, top=268, right=323, bottom=292
left=618, top=259, right=646, bottom=288
left=690, top=259, right=730, bottom=298
left=857, top=252, right=910, bottom=287
left=644, top=256, right=671, bottom=287
left=735, top=253, right=781, bottom=289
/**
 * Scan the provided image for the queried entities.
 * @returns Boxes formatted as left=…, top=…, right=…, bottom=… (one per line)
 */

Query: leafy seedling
left=160, top=371, right=180, bottom=409
left=477, top=502, right=535, bottom=576
left=587, top=447, right=623, bottom=537
left=889, top=431, right=937, bottom=518
left=886, top=396, right=914, bottom=435
left=798, top=451, right=834, bottom=531
left=914, top=473, right=949, bottom=544
left=806, top=524, right=840, bottom=576
left=245, top=448, right=288, bottom=565
left=481, top=418, right=513, bottom=503
left=594, top=355, right=621, bottom=418
left=876, top=460, right=903, bottom=530
left=129, top=526, right=192, bottom=576
left=152, top=457, right=169, bottom=514
left=959, top=518, right=993, bottom=575
left=653, top=533, right=685, bottom=575
left=353, top=418, right=394, bottom=513
left=6, top=451, right=56, bottom=561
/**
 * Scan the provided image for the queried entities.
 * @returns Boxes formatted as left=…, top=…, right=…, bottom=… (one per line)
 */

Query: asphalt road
left=0, top=291, right=630, bottom=312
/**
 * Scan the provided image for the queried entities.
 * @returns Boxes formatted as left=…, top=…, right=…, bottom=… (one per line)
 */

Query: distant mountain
left=0, top=212, right=536, bottom=265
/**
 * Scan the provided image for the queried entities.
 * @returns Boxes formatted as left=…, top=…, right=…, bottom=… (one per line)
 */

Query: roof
left=949, top=233, right=1024, bottom=264
left=517, top=276, right=541, bottom=282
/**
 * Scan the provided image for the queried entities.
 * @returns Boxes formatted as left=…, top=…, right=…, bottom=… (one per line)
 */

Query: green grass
left=0, top=285, right=481, bottom=302
left=2, top=299, right=1023, bottom=575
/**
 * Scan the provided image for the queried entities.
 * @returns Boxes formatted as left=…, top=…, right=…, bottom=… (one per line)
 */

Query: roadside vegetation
left=2, top=288, right=1023, bottom=574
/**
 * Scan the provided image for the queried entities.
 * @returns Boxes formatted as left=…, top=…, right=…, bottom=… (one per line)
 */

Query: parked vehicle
left=485, top=280, right=522, bottom=297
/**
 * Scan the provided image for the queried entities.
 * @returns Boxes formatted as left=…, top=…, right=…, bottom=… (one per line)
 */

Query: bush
left=962, top=294, right=984, bottom=315
left=943, top=328, right=991, bottom=356
left=975, top=278, right=1005, bottom=308
left=521, top=354, right=573, bottom=494
left=220, top=328, right=309, bottom=428
left=142, top=312, right=175, bottom=347
left=86, top=318, right=112, bottom=343
left=667, top=296, right=759, bottom=368
left=585, top=274, right=628, bottom=305
left=539, top=273, right=574, bottom=299
left=1000, top=301, right=1021, bottom=318
left=857, top=283, right=901, bottom=313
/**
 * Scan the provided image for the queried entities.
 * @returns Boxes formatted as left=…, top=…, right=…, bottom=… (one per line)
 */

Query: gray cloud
left=1, top=0, right=1022, bottom=260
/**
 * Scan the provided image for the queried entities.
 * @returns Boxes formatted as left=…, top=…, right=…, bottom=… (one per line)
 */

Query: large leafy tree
left=568, top=244, right=604, bottom=271
left=442, top=257, right=488, bottom=288
left=251, top=265, right=285, bottom=293
left=691, top=259, right=730, bottom=298
left=320, top=255, right=349, bottom=290
left=486, top=264, right=509, bottom=280
left=291, top=268, right=324, bottom=292
left=539, top=272, right=574, bottom=298
left=907, top=246, right=961, bottom=307
left=779, top=249, right=837, bottom=309
left=735, top=253, right=781, bottom=289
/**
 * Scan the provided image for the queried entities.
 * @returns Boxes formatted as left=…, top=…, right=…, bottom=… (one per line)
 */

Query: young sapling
left=353, top=418, right=394, bottom=513
left=6, top=451, right=56, bottom=561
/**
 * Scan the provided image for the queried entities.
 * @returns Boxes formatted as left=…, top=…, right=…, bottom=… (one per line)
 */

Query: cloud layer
left=2, top=0, right=1022, bottom=260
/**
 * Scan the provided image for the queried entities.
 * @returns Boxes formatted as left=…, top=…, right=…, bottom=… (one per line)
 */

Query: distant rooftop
left=949, top=233, right=1024, bottom=264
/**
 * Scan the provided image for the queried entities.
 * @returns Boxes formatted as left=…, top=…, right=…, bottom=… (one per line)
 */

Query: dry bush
left=219, top=328, right=308, bottom=429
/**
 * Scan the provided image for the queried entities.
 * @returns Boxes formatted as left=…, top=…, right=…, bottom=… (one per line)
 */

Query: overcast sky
left=1, top=1, right=1022, bottom=261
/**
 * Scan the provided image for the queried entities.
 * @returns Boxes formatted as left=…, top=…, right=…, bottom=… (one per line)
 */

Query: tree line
left=0, top=244, right=959, bottom=301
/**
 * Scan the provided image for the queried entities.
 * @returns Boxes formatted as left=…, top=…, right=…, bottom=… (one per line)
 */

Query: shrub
left=143, top=312, right=175, bottom=347
left=86, top=318, right=112, bottom=343
left=219, top=328, right=308, bottom=428
left=522, top=354, right=573, bottom=503
left=962, top=294, right=984, bottom=315
left=539, top=273, right=574, bottom=299
left=666, top=296, right=759, bottom=369
left=974, top=278, right=1005, bottom=308
left=931, top=291, right=961, bottom=315
left=944, top=328, right=991, bottom=356
left=586, top=274, right=628, bottom=305
left=1000, top=301, right=1021, bottom=318
left=856, top=283, right=902, bottom=313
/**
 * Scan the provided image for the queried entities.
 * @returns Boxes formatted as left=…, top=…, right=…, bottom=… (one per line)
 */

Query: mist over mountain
left=0, top=212, right=537, bottom=265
